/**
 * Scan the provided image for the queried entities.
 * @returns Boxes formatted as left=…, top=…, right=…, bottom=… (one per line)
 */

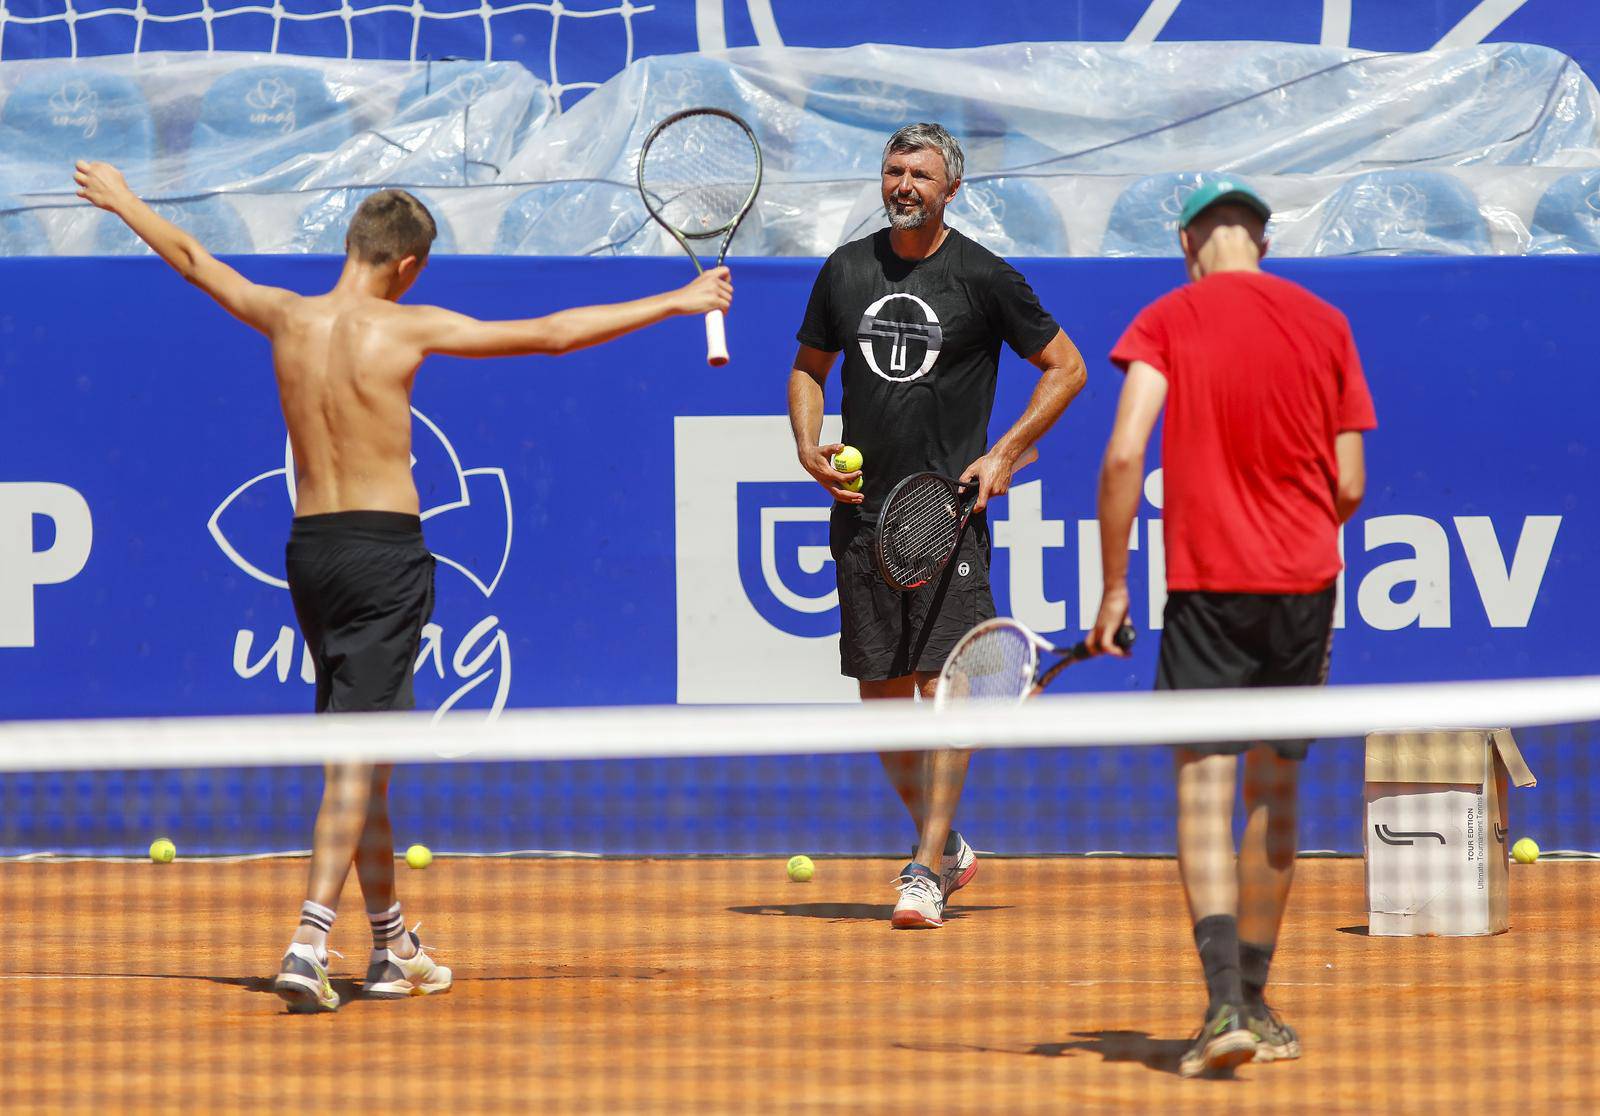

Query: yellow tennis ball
left=843, top=475, right=864, bottom=492
left=786, top=854, right=815, bottom=883
left=832, top=446, right=863, bottom=473
left=148, top=838, right=176, bottom=864
left=405, top=844, right=433, bottom=870
left=1512, top=837, right=1540, bottom=864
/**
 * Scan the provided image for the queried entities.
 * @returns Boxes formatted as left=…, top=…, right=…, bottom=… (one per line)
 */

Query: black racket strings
left=642, top=115, right=758, bottom=237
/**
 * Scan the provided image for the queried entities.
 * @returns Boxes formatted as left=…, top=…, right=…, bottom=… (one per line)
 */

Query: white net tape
left=2, top=675, right=1598, bottom=772
left=0, top=0, right=654, bottom=110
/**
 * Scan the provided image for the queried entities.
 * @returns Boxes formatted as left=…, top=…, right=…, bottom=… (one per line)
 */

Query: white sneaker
left=892, top=866, right=945, bottom=930
left=273, top=942, right=340, bottom=1013
left=939, top=832, right=978, bottom=898
left=363, top=924, right=453, bottom=999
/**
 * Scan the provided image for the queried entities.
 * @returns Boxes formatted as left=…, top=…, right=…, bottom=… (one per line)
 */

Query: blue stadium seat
left=391, top=62, right=543, bottom=187
left=294, top=188, right=457, bottom=255
left=1101, top=172, right=1249, bottom=257
left=0, top=197, right=52, bottom=256
left=799, top=78, right=1048, bottom=171
left=948, top=176, right=1068, bottom=256
left=94, top=197, right=252, bottom=256
left=1529, top=170, right=1600, bottom=254
left=1309, top=170, right=1490, bottom=256
left=189, top=66, right=353, bottom=189
left=495, top=182, right=650, bottom=256
left=0, top=68, right=154, bottom=192
left=395, top=61, right=517, bottom=117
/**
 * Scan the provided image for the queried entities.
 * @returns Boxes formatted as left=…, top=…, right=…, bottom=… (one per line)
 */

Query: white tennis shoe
left=362, top=925, right=453, bottom=999
left=892, top=866, right=945, bottom=929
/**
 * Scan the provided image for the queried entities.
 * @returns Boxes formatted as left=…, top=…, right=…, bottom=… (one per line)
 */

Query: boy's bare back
left=269, top=292, right=431, bottom=517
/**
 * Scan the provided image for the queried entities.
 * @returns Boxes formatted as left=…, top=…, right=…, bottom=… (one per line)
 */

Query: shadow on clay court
left=726, top=902, right=1010, bottom=922
left=1334, top=925, right=1370, bottom=936
left=896, top=1032, right=1200, bottom=1077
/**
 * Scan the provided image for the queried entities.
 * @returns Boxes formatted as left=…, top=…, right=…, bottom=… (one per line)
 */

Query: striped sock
left=298, top=900, right=336, bottom=954
left=369, top=902, right=405, bottom=952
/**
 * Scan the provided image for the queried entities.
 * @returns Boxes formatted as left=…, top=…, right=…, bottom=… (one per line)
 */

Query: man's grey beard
left=885, top=198, right=929, bottom=230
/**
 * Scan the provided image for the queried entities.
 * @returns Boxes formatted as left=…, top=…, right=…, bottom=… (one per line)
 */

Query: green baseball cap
left=1178, top=179, right=1272, bottom=230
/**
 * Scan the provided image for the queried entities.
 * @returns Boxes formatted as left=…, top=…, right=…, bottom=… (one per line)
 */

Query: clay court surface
left=5, top=857, right=1594, bottom=1113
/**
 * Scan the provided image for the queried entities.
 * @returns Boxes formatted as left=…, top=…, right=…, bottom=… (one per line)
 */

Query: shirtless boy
left=76, top=161, right=731, bottom=1012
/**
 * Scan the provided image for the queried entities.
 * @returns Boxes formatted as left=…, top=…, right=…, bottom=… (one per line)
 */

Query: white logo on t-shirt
left=855, top=292, right=943, bottom=383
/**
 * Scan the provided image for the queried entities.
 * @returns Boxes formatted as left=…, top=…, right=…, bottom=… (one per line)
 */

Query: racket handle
left=705, top=309, right=729, bottom=367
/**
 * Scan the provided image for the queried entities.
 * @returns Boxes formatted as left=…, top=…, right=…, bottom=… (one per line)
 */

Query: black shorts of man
left=787, top=122, right=1086, bottom=930
left=1089, top=180, right=1377, bottom=1075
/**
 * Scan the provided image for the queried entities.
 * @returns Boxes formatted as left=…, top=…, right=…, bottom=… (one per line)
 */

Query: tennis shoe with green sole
left=1244, top=1001, right=1301, bottom=1062
left=1178, top=1003, right=1258, bottom=1078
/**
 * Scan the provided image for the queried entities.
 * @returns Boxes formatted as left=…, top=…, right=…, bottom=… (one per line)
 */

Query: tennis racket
left=873, top=446, right=1039, bottom=591
left=934, top=619, right=1136, bottom=710
left=637, top=107, right=762, bottom=366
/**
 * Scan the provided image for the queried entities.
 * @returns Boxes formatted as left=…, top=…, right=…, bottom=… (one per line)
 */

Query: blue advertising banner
left=4, top=1, right=1597, bottom=108
left=2, top=254, right=1594, bottom=854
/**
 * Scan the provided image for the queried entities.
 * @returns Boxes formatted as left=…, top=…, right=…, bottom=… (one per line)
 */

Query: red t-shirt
left=1110, top=270, right=1377, bottom=594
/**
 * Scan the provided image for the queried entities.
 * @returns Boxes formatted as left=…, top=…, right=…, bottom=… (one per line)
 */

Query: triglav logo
left=245, top=76, right=297, bottom=134
left=675, top=415, right=856, bottom=703
left=735, top=482, right=836, bottom=638
left=48, top=82, right=99, bottom=139
left=208, top=408, right=513, bottom=721
left=856, top=292, right=942, bottom=382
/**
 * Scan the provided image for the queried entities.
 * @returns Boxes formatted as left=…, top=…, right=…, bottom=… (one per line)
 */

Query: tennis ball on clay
left=786, top=854, right=815, bottom=883
left=1512, top=837, right=1540, bottom=864
left=843, top=475, right=864, bottom=492
left=149, top=838, right=176, bottom=864
left=832, top=446, right=863, bottom=473
left=405, top=844, right=434, bottom=870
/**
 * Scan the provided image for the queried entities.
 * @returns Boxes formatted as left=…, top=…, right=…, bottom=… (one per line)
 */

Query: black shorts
left=1156, top=586, right=1337, bottom=760
left=285, top=511, right=435, bottom=714
left=831, top=508, right=996, bottom=681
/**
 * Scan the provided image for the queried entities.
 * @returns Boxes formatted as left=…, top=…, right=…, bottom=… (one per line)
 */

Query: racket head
left=934, top=618, right=1046, bottom=711
left=874, top=472, right=976, bottom=590
left=637, top=107, right=762, bottom=261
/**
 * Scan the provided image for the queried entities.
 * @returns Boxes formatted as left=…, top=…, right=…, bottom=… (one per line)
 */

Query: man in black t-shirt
left=787, top=123, right=1086, bottom=930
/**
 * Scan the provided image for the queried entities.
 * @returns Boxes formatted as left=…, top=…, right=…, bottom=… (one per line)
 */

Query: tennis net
left=2, top=676, right=1597, bottom=1112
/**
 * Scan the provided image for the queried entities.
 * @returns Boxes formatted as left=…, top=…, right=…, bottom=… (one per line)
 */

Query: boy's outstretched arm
left=406, top=268, right=733, bottom=359
left=75, top=160, right=291, bottom=335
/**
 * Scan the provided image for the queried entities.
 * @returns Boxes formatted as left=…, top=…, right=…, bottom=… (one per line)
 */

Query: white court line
left=695, top=0, right=726, bottom=52
left=1320, top=0, right=1352, bottom=48
left=1126, top=0, right=1184, bottom=44
left=1435, top=0, right=1534, bottom=49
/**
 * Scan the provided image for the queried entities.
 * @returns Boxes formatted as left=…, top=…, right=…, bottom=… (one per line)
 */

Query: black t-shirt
left=796, top=228, right=1060, bottom=517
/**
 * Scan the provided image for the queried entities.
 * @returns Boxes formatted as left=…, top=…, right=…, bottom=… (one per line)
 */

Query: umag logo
left=48, top=82, right=99, bottom=139
left=209, top=408, right=513, bottom=721
left=244, top=77, right=297, bottom=134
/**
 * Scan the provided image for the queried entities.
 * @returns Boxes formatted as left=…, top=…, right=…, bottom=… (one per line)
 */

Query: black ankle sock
left=1193, top=914, right=1242, bottom=1011
left=1240, top=940, right=1274, bottom=1007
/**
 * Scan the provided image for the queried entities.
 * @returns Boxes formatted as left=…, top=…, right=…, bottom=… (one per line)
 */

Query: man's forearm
left=992, top=360, right=1085, bottom=465
left=1097, top=455, right=1142, bottom=589
left=788, top=369, right=825, bottom=452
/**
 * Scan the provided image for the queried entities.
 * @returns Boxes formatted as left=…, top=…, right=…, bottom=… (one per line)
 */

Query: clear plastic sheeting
left=3, top=42, right=1599, bottom=257
left=512, top=41, right=1600, bottom=258
left=0, top=53, right=550, bottom=256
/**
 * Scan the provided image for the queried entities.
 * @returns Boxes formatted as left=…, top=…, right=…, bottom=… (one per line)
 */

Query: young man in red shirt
left=1088, top=181, right=1375, bottom=1077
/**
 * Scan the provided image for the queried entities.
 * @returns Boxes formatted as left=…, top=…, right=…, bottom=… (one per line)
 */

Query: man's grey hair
left=882, top=122, right=964, bottom=183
